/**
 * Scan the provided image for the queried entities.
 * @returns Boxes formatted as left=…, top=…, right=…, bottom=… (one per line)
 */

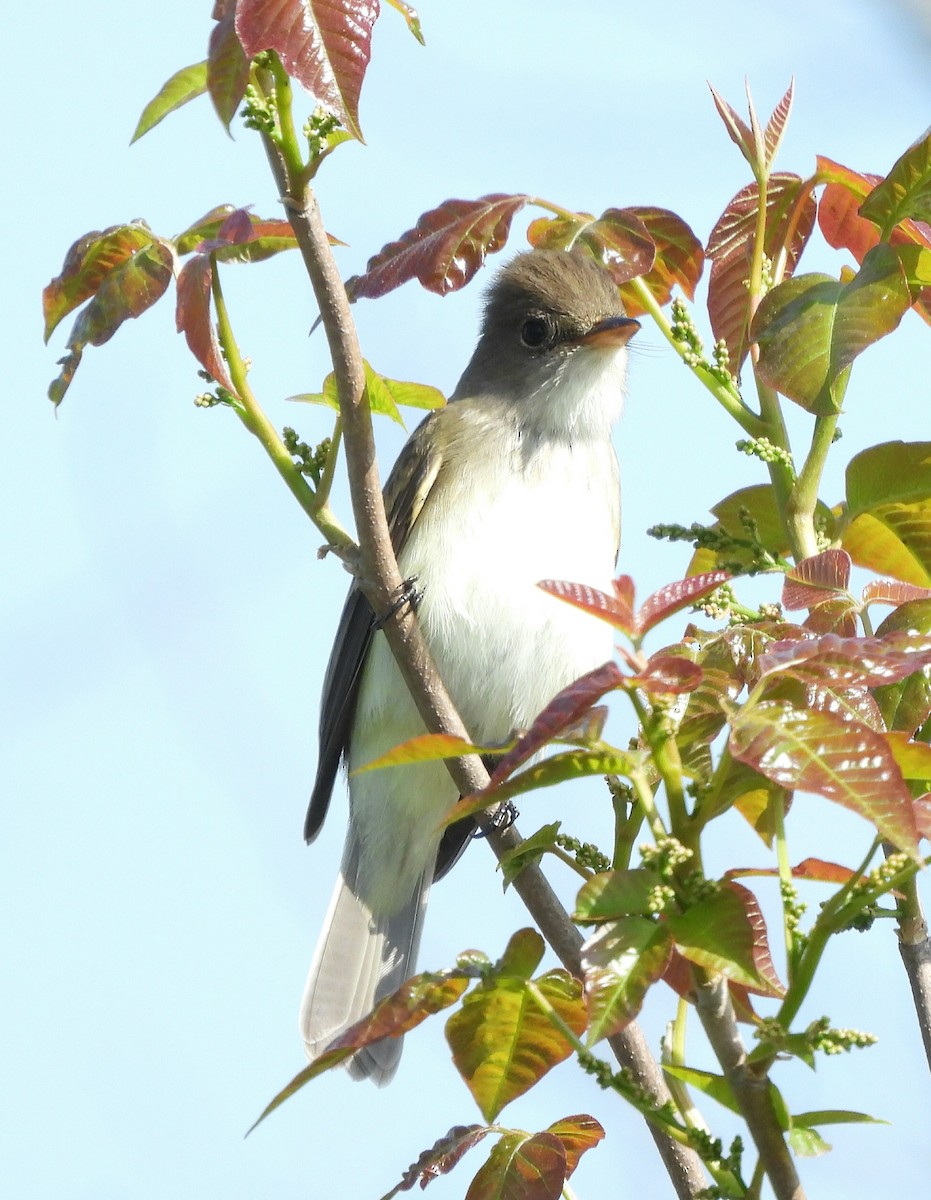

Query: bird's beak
left=578, top=315, right=640, bottom=348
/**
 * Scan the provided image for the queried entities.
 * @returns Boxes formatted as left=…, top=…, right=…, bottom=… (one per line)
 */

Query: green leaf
left=385, top=0, right=425, bottom=44
left=496, top=929, right=545, bottom=980
left=843, top=442, right=931, bottom=586
left=751, top=243, right=913, bottom=413
left=465, top=1131, right=566, bottom=1200
left=498, top=823, right=562, bottom=886
left=291, top=360, right=444, bottom=423
left=860, top=128, right=931, bottom=236
left=729, top=699, right=921, bottom=854
left=666, top=882, right=784, bottom=995
left=792, top=1108, right=887, bottom=1127
left=787, top=1126, right=832, bottom=1157
left=446, top=971, right=586, bottom=1122
left=581, top=916, right=673, bottom=1041
left=662, top=1064, right=739, bottom=1114
left=131, top=61, right=208, bottom=143
left=208, top=2, right=249, bottom=129
left=574, top=869, right=660, bottom=922
left=874, top=600, right=931, bottom=733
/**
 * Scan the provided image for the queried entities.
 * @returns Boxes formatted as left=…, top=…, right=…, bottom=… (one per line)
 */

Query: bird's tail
left=299, top=842, right=430, bottom=1085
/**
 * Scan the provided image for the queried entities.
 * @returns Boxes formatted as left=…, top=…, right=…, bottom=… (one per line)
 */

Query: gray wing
left=304, top=409, right=447, bottom=844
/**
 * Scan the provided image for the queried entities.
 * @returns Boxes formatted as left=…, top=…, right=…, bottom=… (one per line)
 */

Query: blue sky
left=5, top=2, right=931, bottom=1197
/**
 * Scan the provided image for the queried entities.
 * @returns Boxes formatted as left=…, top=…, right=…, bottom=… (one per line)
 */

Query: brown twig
left=695, top=974, right=805, bottom=1200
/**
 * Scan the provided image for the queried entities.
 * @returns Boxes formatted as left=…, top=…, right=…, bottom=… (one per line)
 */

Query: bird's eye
left=520, top=316, right=551, bottom=348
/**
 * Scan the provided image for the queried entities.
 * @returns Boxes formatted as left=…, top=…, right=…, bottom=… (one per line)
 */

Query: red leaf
left=729, top=699, right=921, bottom=854
left=706, top=174, right=817, bottom=369
left=637, top=571, right=732, bottom=635
left=782, top=550, right=852, bottom=609
left=538, top=577, right=636, bottom=634
left=758, top=630, right=931, bottom=688
left=347, top=194, right=531, bottom=298
left=488, top=661, right=625, bottom=785
left=175, top=257, right=238, bottom=395
left=386, top=1125, right=491, bottom=1197
left=915, top=795, right=931, bottom=841
left=526, top=207, right=656, bottom=286
left=236, top=0, right=379, bottom=140
left=618, top=206, right=705, bottom=311
left=793, top=857, right=857, bottom=884
left=708, top=83, right=757, bottom=171
left=762, top=80, right=795, bottom=169
left=861, top=579, right=931, bottom=606
left=465, top=1131, right=566, bottom=1200
left=634, top=653, right=703, bottom=695
left=208, top=0, right=249, bottom=128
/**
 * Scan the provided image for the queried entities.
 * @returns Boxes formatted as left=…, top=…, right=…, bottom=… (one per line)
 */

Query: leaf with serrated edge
left=758, top=630, right=931, bottom=688
left=131, top=62, right=208, bottom=143
left=729, top=700, right=920, bottom=853
left=446, top=972, right=585, bottom=1122
left=538, top=578, right=635, bottom=634
left=666, top=882, right=784, bottom=995
left=235, top=0, right=379, bottom=141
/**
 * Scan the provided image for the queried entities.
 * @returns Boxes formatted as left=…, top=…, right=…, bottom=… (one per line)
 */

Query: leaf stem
left=628, top=277, right=767, bottom=438
left=209, top=262, right=354, bottom=551
left=772, top=796, right=796, bottom=980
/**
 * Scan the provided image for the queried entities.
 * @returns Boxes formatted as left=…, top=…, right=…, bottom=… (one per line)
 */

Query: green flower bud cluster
left=670, top=298, right=706, bottom=369
left=640, top=836, right=693, bottom=880
left=806, top=1015, right=877, bottom=1055
left=304, top=106, right=343, bottom=159
left=282, top=425, right=330, bottom=486
left=735, top=436, right=796, bottom=475
left=242, top=84, right=276, bottom=135
left=555, top=832, right=611, bottom=875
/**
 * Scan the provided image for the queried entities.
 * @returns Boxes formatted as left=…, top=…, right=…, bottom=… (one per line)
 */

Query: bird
left=300, top=247, right=639, bottom=1082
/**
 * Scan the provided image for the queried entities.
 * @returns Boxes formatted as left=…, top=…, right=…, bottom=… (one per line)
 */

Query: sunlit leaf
left=544, top=1115, right=604, bottom=1177
left=843, top=442, right=931, bottom=585
left=617, top=206, right=705, bottom=311
left=526, top=208, right=656, bottom=287
left=666, top=882, right=784, bottom=995
left=175, top=255, right=238, bottom=395
left=637, top=571, right=732, bottom=634
left=380, top=1125, right=491, bottom=1200
left=496, top=929, right=546, bottom=980
left=729, top=699, right=921, bottom=853
left=787, top=1126, right=831, bottom=1157
left=353, top=731, right=492, bottom=773
left=662, top=1064, right=739, bottom=1114
left=873, top=600, right=931, bottom=733
left=347, top=194, right=531, bottom=298
left=706, top=174, right=816, bottom=368
left=574, top=869, right=659, bottom=923
left=208, top=0, right=249, bottom=129
left=131, top=61, right=209, bottom=143
left=817, top=155, right=931, bottom=325
left=708, top=83, right=757, bottom=173
left=860, top=128, right=931, bottom=236
left=236, top=0, right=380, bottom=141
left=782, top=550, right=851, bottom=610
left=751, top=243, right=912, bottom=413
left=249, top=971, right=468, bottom=1132
left=758, top=629, right=931, bottom=689
left=634, top=654, right=704, bottom=696
left=538, top=578, right=635, bottom=634
left=384, top=0, right=424, bottom=43
left=582, top=917, right=673, bottom=1041
left=465, top=1131, right=566, bottom=1200
left=488, top=661, right=625, bottom=785
left=762, top=80, right=794, bottom=169
left=447, top=971, right=586, bottom=1122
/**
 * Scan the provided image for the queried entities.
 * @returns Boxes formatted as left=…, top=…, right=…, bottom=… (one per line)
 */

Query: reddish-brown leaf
left=708, top=83, right=757, bottom=172
left=729, top=699, right=921, bottom=853
left=861, top=579, right=931, bottom=607
left=538, top=577, right=636, bottom=634
left=488, top=661, right=625, bottom=785
left=763, top=80, right=795, bottom=169
left=382, top=1125, right=491, bottom=1199
left=175, top=256, right=238, bottom=395
left=706, top=174, right=817, bottom=369
left=208, top=0, right=249, bottom=128
left=666, top=882, right=784, bottom=996
left=758, top=629, right=931, bottom=689
left=544, top=1116, right=604, bottom=1177
left=235, top=0, right=380, bottom=141
left=617, top=206, right=705, bottom=311
left=633, top=653, right=704, bottom=696
left=915, top=794, right=931, bottom=841
left=347, top=194, right=531, bottom=299
left=782, top=550, right=852, bottom=609
left=465, top=1131, right=566, bottom=1200
left=637, top=571, right=732, bottom=635
left=526, top=207, right=656, bottom=286
left=43, top=223, right=160, bottom=342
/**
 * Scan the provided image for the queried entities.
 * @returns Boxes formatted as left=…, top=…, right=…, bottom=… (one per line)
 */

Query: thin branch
left=894, top=863, right=931, bottom=1072
left=695, top=974, right=805, bottom=1200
